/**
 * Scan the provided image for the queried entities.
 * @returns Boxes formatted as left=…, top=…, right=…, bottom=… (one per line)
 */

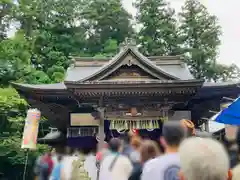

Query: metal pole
left=23, top=149, right=29, bottom=180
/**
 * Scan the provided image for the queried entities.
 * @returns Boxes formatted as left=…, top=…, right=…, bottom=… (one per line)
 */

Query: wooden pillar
left=97, top=96, right=105, bottom=150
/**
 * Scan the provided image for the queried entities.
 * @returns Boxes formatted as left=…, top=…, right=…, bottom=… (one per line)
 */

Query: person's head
left=131, top=136, right=142, bottom=150
left=108, top=138, right=122, bottom=153
left=121, top=133, right=131, bottom=144
left=160, top=121, right=185, bottom=151
left=140, top=140, right=160, bottom=163
left=57, top=155, right=63, bottom=162
left=179, top=137, right=231, bottom=180
left=51, top=148, right=56, bottom=155
left=45, top=152, right=51, bottom=157
left=65, top=146, right=74, bottom=155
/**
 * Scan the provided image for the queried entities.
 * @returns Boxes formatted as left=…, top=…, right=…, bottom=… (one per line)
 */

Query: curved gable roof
left=67, top=47, right=180, bottom=83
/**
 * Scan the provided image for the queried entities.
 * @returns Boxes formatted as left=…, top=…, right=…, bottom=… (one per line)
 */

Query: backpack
left=39, top=161, right=49, bottom=180
left=122, top=145, right=138, bottom=164
left=39, top=156, right=53, bottom=179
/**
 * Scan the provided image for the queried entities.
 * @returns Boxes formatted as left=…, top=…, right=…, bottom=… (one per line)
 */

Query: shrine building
left=12, top=42, right=240, bottom=148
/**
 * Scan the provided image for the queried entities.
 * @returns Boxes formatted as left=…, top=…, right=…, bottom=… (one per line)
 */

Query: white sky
left=122, top=0, right=240, bottom=66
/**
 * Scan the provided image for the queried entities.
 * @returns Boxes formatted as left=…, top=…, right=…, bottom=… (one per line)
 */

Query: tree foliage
left=0, top=88, right=49, bottom=178
left=0, top=0, right=240, bottom=178
left=82, top=0, right=133, bottom=55
left=0, top=0, right=14, bottom=40
left=135, top=0, right=182, bottom=56
left=178, top=0, right=239, bottom=81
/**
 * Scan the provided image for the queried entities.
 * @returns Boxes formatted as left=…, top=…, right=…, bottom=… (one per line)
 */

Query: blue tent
left=215, top=97, right=240, bottom=125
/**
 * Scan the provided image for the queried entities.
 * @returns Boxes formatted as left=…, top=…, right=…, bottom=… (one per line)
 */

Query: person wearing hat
left=180, top=119, right=196, bottom=137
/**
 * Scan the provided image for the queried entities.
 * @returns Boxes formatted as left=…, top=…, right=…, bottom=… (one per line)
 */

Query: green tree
left=14, top=0, right=87, bottom=82
left=0, top=0, right=14, bottom=40
left=135, top=0, right=181, bottom=56
left=0, top=31, right=32, bottom=86
left=178, top=0, right=238, bottom=81
left=14, top=0, right=43, bottom=38
left=82, top=0, right=133, bottom=55
left=94, top=39, right=118, bottom=57
left=0, top=88, right=49, bottom=178
left=209, top=63, right=240, bottom=82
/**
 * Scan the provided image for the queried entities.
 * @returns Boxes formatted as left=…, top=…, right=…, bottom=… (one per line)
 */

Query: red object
left=41, top=154, right=54, bottom=175
left=132, top=129, right=139, bottom=135
left=96, top=151, right=102, bottom=161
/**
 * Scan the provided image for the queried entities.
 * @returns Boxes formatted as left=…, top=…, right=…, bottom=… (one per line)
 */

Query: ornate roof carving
left=67, top=47, right=182, bottom=83
left=67, top=55, right=193, bottom=82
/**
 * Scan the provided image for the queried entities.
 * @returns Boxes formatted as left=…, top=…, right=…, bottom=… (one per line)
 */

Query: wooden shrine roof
left=65, top=47, right=194, bottom=82
left=11, top=43, right=240, bottom=99
left=11, top=80, right=240, bottom=101
left=12, top=82, right=67, bottom=90
left=11, top=81, right=240, bottom=91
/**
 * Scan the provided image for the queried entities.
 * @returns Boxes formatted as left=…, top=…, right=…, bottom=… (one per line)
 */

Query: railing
left=67, top=127, right=98, bottom=137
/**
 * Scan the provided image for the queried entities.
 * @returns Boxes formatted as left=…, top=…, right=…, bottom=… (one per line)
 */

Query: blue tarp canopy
left=216, top=97, right=240, bottom=125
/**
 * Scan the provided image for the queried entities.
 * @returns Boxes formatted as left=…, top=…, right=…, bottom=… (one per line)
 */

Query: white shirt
left=99, top=153, right=133, bottom=180
left=62, top=155, right=79, bottom=180
left=141, top=153, right=180, bottom=180
left=84, top=153, right=97, bottom=180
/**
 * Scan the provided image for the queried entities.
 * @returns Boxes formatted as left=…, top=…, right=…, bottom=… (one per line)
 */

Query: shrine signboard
left=70, top=113, right=99, bottom=126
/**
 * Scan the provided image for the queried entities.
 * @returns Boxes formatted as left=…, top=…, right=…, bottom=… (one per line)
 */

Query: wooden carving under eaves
left=76, top=47, right=180, bottom=82
left=103, top=64, right=158, bottom=80
left=105, top=107, right=169, bottom=121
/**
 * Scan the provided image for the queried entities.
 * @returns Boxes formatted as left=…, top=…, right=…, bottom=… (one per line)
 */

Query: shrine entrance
left=12, top=40, right=204, bottom=149
left=64, top=41, right=201, bottom=148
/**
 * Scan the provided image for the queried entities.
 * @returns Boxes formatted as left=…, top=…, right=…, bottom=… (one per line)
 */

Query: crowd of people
left=34, top=119, right=240, bottom=180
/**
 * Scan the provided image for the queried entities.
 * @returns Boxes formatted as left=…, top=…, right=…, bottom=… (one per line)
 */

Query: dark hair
left=162, top=121, right=185, bottom=147
left=121, top=133, right=131, bottom=144
left=108, top=138, right=122, bottom=152
left=57, top=155, right=63, bottom=162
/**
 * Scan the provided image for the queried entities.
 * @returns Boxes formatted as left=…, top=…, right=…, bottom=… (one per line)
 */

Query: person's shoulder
left=142, top=157, right=159, bottom=173
left=119, top=154, right=132, bottom=161
left=141, top=158, right=159, bottom=180
left=158, top=153, right=179, bottom=161
left=117, top=154, right=132, bottom=166
left=145, top=157, right=158, bottom=166
left=233, top=164, right=240, bottom=175
left=101, top=153, right=114, bottom=163
left=144, top=154, right=179, bottom=169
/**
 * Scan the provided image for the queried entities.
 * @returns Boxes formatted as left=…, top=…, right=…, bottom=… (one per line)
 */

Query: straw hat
left=180, top=119, right=196, bottom=136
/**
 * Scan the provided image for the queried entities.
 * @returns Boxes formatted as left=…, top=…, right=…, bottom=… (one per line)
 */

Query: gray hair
left=179, top=137, right=229, bottom=180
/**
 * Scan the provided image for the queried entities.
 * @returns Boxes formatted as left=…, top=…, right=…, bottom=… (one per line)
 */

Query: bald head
left=179, top=137, right=229, bottom=180
left=162, top=121, right=186, bottom=147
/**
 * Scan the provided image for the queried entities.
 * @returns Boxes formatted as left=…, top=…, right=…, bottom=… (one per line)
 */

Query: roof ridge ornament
left=120, top=37, right=137, bottom=50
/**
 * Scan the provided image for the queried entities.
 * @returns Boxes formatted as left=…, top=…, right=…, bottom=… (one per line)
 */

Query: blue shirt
left=50, top=163, right=62, bottom=180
